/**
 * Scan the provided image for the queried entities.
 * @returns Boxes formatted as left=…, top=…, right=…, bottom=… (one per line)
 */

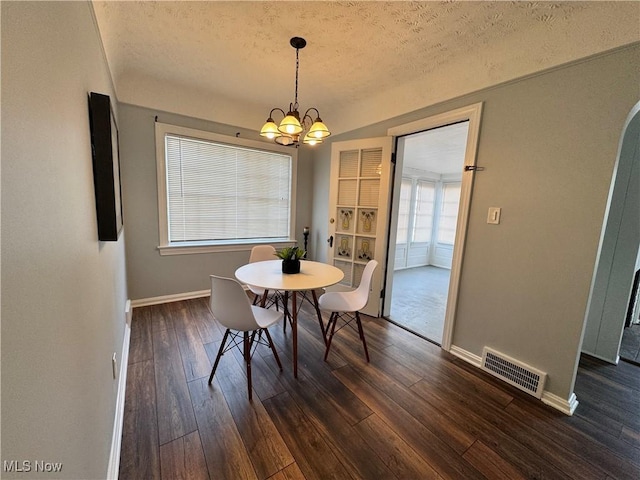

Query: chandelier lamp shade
left=260, top=37, right=331, bottom=147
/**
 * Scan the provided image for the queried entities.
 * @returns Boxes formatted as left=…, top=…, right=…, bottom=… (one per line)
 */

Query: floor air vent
left=481, top=347, right=546, bottom=398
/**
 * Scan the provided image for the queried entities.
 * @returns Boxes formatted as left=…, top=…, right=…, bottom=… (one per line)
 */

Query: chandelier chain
left=294, top=47, right=299, bottom=108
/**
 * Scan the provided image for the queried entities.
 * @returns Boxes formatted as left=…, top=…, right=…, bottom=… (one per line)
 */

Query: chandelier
left=260, top=37, right=330, bottom=147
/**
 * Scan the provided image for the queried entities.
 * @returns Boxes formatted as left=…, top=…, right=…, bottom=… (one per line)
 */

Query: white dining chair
left=208, top=275, right=283, bottom=400
left=247, top=245, right=280, bottom=309
left=318, top=259, right=378, bottom=362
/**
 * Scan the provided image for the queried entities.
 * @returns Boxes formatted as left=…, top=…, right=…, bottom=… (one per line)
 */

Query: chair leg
left=324, top=312, right=339, bottom=361
left=244, top=331, right=252, bottom=400
left=283, top=291, right=289, bottom=332
left=311, top=289, right=326, bottom=340
left=323, top=312, right=334, bottom=343
left=355, top=311, right=370, bottom=362
left=262, top=328, right=283, bottom=371
left=208, top=329, right=230, bottom=384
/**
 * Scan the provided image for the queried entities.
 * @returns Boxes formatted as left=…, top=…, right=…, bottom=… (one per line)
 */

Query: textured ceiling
left=92, top=1, right=640, bottom=135
left=403, top=121, right=468, bottom=174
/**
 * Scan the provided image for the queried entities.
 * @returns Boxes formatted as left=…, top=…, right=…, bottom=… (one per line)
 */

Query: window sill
left=157, top=240, right=296, bottom=256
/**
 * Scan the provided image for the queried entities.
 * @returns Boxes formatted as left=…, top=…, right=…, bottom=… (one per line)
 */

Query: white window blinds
left=437, top=183, right=461, bottom=244
left=412, top=180, right=435, bottom=243
left=165, top=135, right=292, bottom=243
left=396, top=178, right=413, bottom=244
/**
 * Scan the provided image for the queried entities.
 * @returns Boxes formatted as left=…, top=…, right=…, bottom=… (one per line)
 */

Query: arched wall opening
left=582, top=101, right=640, bottom=363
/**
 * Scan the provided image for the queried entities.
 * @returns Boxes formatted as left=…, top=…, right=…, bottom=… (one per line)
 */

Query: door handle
left=327, top=235, right=333, bottom=247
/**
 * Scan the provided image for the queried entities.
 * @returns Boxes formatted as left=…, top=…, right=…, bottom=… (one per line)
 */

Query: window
left=437, top=183, right=461, bottom=244
left=156, top=123, right=296, bottom=254
left=412, top=180, right=435, bottom=243
left=396, top=178, right=413, bottom=244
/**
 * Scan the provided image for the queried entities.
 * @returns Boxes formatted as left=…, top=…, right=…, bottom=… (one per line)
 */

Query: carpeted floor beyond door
left=388, top=265, right=449, bottom=344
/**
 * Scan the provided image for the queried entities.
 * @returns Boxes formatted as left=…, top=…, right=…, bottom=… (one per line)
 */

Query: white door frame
left=386, top=103, right=483, bottom=351
left=581, top=101, right=640, bottom=363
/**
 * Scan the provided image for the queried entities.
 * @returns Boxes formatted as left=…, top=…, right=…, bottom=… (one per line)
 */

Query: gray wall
left=310, top=45, right=640, bottom=401
left=1, top=2, right=128, bottom=478
left=119, top=105, right=315, bottom=301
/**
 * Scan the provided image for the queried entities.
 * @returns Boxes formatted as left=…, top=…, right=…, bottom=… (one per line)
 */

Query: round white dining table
left=235, top=260, right=343, bottom=377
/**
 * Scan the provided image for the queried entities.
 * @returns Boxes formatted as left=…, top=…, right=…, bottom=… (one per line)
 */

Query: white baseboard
left=449, top=344, right=578, bottom=416
left=125, top=299, right=132, bottom=326
left=542, top=391, right=579, bottom=415
left=131, top=289, right=210, bottom=308
left=449, top=344, right=482, bottom=366
left=107, top=300, right=132, bottom=480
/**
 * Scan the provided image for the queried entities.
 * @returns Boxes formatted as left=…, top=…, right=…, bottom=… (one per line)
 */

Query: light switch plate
left=487, top=207, right=501, bottom=225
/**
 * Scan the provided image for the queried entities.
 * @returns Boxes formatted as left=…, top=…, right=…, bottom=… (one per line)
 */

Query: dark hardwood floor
left=119, top=296, right=640, bottom=479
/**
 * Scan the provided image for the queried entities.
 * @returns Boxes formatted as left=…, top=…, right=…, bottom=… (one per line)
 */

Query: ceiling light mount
left=260, top=37, right=330, bottom=147
left=289, top=36, right=306, bottom=50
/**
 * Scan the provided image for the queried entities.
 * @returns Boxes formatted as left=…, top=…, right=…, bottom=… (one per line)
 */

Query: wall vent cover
left=481, top=347, right=547, bottom=398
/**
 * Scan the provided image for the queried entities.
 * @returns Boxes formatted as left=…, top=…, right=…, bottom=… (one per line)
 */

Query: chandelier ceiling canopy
left=260, top=37, right=330, bottom=147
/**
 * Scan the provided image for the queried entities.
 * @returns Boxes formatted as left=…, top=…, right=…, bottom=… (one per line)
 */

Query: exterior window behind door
left=437, top=183, right=461, bottom=244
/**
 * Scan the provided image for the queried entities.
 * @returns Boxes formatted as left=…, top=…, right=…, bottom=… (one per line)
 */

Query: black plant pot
left=282, top=259, right=301, bottom=274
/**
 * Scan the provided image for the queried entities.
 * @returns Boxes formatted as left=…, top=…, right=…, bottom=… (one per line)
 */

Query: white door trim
left=387, top=102, right=483, bottom=351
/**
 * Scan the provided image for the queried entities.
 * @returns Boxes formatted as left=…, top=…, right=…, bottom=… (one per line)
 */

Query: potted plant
left=275, top=246, right=305, bottom=274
